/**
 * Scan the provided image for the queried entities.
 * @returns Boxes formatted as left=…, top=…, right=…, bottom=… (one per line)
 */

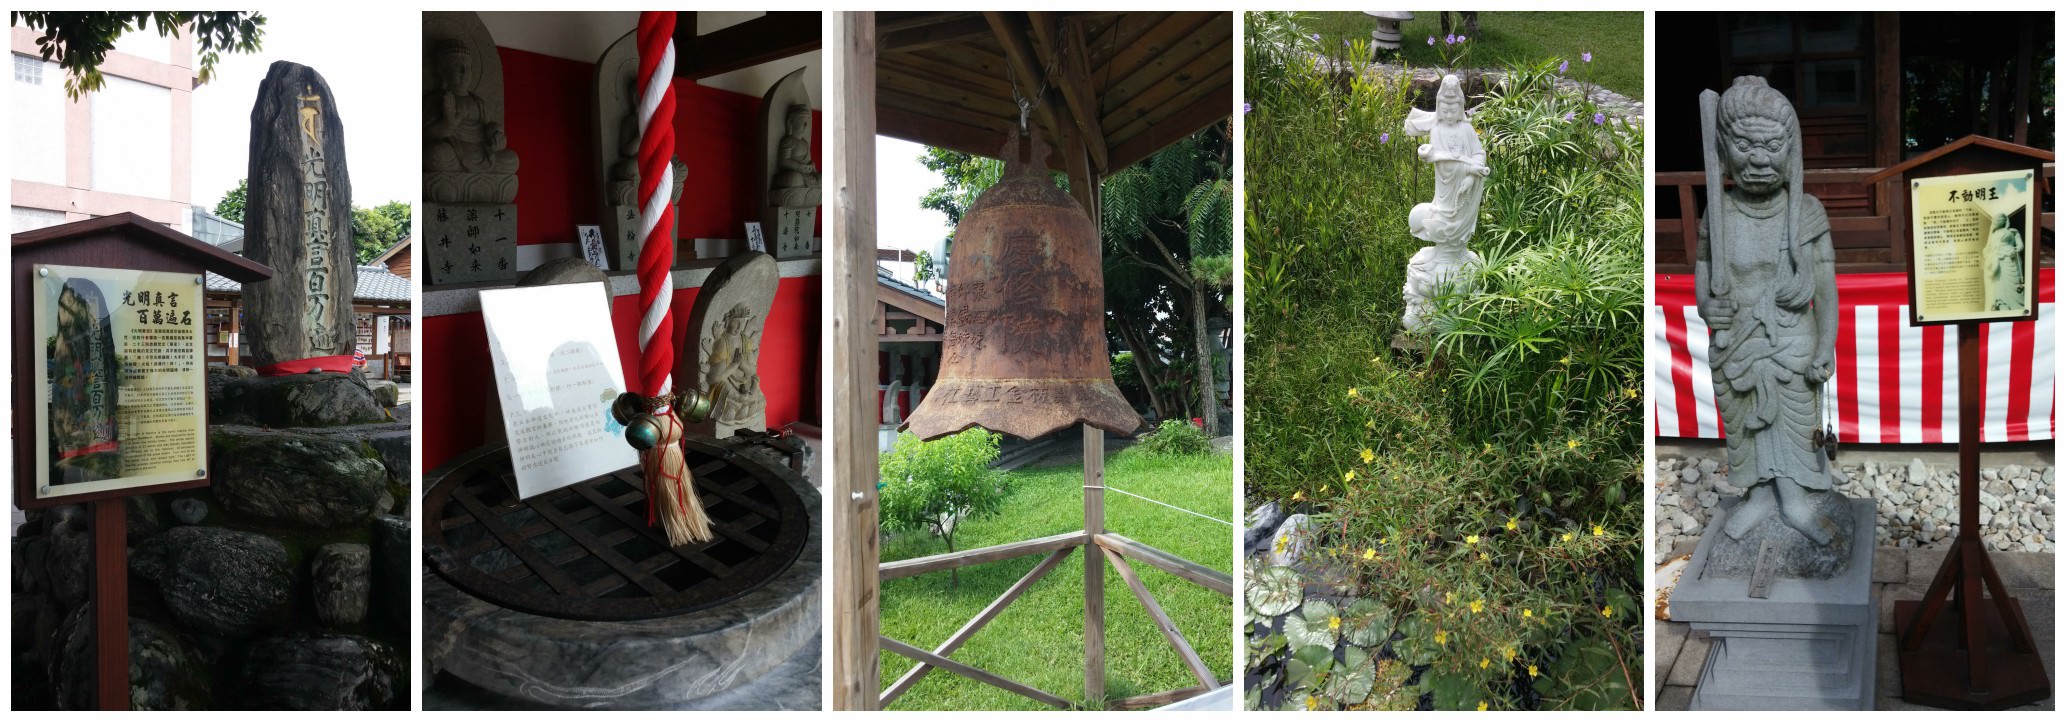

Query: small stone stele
left=759, top=68, right=819, bottom=259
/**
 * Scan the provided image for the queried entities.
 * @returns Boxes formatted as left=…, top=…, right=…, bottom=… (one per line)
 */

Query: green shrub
left=1137, top=418, right=1214, bottom=457
left=1243, top=13, right=1642, bottom=710
left=879, top=429, right=1009, bottom=586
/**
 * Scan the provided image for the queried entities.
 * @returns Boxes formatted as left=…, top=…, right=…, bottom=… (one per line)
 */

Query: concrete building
left=10, top=22, right=196, bottom=233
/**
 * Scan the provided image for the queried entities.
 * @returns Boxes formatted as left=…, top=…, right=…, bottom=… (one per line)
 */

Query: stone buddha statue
left=424, top=40, right=518, bottom=203
left=768, top=104, right=820, bottom=209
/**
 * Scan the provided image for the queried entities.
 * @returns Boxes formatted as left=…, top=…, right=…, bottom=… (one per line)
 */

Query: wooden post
left=93, top=498, right=128, bottom=710
left=1083, top=423, right=1106, bottom=708
left=831, top=10, right=883, bottom=712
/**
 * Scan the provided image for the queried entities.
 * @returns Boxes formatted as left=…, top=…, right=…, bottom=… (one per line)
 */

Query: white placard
left=577, top=224, right=610, bottom=271
left=744, top=222, right=767, bottom=253
left=481, top=282, right=638, bottom=498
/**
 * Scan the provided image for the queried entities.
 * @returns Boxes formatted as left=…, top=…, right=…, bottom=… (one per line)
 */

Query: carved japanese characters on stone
left=245, top=61, right=357, bottom=368
left=758, top=68, right=818, bottom=258
left=1399, top=74, right=1489, bottom=333
left=1695, top=76, right=1852, bottom=577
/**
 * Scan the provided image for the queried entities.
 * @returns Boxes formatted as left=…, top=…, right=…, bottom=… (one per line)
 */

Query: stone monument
left=757, top=68, right=819, bottom=259
left=1398, top=74, right=1487, bottom=335
left=244, top=61, right=357, bottom=370
left=680, top=252, right=777, bottom=439
left=594, top=31, right=687, bottom=271
left=424, top=11, right=518, bottom=285
left=1672, top=75, right=1875, bottom=710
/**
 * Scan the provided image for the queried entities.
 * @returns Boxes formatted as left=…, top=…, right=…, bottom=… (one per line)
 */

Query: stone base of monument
left=425, top=202, right=517, bottom=285
left=422, top=436, right=820, bottom=709
left=1675, top=497, right=1877, bottom=710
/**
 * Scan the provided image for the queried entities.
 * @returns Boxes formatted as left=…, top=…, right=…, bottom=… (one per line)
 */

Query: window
left=13, top=53, right=43, bottom=84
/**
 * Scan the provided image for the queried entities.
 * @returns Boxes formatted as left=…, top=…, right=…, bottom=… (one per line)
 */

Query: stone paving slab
left=1658, top=549, right=2054, bottom=710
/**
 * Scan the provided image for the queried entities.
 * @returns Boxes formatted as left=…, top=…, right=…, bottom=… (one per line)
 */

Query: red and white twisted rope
left=634, top=11, right=678, bottom=401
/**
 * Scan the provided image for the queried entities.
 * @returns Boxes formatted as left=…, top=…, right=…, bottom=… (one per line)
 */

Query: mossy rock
left=210, top=427, right=390, bottom=529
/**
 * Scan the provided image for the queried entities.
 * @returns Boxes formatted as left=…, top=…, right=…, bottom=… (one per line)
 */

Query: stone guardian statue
left=1695, top=76, right=1853, bottom=576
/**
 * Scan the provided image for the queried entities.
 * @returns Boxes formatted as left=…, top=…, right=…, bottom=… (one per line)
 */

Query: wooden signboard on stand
left=11, top=213, right=273, bottom=710
left=1866, top=135, right=2053, bottom=709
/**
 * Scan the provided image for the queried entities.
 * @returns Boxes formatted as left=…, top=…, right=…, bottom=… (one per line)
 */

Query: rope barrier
left=1084, top=485, right=1232, bottom=527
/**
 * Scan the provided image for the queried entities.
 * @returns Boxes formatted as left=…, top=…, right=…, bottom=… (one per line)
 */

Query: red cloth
left=257, top=354, right=359, bottom=377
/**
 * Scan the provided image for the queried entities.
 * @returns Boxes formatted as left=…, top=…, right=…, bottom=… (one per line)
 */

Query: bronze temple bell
left=903, top=128, right=1144, bottom=441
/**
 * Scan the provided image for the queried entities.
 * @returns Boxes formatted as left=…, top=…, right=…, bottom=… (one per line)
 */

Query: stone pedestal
left=425, top=203, right=517, bottom=285
left=1675, top=497, right=1877, bottom=710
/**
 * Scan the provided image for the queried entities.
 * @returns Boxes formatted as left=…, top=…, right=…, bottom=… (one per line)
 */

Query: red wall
left=422, top=48, right=822, bottom=473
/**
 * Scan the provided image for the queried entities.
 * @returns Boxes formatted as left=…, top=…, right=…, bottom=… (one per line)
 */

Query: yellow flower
left=1371, top=355, right=1382, bottom=365
left=1464, top=534, right=1479, bottom=545
left=1321, top=484, right=1330, bottom=494
left=1522, top=608, right=1533, bottom=620
left=1558, top=355, right=1571, bottom=365
left=1365, top=419, right=1376, bottom=430
left=1293, top=490, right=1306, bottom=502
left=1477, top=701, right=1489, bottom=712
left=1274, top=536, right=1289, bottom=553
left=1505, top=517, right=1519, bottom=531
left=1566, top=438, right=1580, bottom=450
left=1502, top=646, right=1517, bottom=662
left=1363, top=547, right=1377, bottom=561
left=1593, top=524, right=1605, bottom=537
left=1482, top=441, right=1493, bottom=454
left=1602, top=606, right=1613, bottom=618
left=1305, top=696, right=1320, bottom=711
left=1469, top=599, right=1484, bottom=613
left=1562, top=531, right=1574, bottom=542
left=1528, top=664, right=1539, bottom=678
left=1623, top=386, right=1639, bottom=399
left=1434, top=629, right=1447, bottom=645
left=1329, top=616, right=1343, bottom=632
left=1445, top=591, right=1455, bottom=605
left=1479, top=657, right=1490, bottom=669
left=1360, top=448, right=1375, bottom=464
left=1347, top=387, right=1359, bottom=398
left=1343, top=470, right=1355, bottom=482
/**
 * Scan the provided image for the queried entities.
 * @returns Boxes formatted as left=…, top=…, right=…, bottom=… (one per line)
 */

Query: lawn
left=1298, top=11, right=1643, bottom=100
left=878, top=448, right=1234, bottom=710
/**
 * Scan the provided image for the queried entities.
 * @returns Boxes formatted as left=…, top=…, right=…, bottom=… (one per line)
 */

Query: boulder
left=43, top=505, right=92, bottom=607
left=206, top=364, right=259, bottom=398
left=370, top=515, right=411, bottom=631
left=158, top=527, right=291, bottom=638
left=210, top=372, right=387, bottom=428
left=240, top=632, right=402, bottom=710
left=170, top=497, right=209, bottom=525
left=210, top=426, right=389, bottom=528
left=366, top=380, right=400, bottom=407
left=312, top=543, right=372, bottom=626
left=53, top=607, right=213, bottom=710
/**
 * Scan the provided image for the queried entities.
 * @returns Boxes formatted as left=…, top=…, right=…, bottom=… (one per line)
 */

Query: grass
left=878, top=448, right=1234, bottom=710
left=1299, top=11, right=1644, bottom=100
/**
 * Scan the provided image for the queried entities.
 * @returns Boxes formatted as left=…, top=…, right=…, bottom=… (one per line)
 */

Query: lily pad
left=1284, top=608, right=1336, bottom=648
left=1342, top=598, right=1393, bottom=647
left=1323, top=645, right=1377, bottom=705
left=1248, top=565, right=1304, bottom=617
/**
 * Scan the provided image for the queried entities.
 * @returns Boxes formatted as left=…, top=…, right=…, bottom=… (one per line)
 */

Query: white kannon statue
left=1399, top=74, right=1489, bottom=334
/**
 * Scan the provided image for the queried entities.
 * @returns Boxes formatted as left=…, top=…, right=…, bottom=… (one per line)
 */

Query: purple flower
left=1243, top=102, right=1252, bottom=114
left=1592, top=112, right=1606, bottom=125
left=1310, top=33, right=1321, bottom=42
left=1559, top=59, right=1568, bottom=74
left=1564, top=111, right=1575, bottom=122
left=1456, top=35, right=1466, bottom=42
left=1380, top=132, right=1390, bottom=143
left=1427, top=36, right=1435, bottom=46
left=1582, top=51, right=1592, bottom=63
left=1444, top=33, right=1457, bottom=45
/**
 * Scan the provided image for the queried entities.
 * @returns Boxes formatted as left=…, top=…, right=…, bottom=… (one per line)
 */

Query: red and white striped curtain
left=1652, top=269, right=2055, bottom=443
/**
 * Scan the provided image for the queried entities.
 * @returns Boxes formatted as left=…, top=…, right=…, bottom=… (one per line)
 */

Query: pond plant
left=1243, top=11, right=1643, bottom=711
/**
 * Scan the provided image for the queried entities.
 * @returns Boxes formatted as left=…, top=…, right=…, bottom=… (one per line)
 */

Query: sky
left=873, top=136, right=954, bottom=288
left=189, top=8, right=418, bottom=213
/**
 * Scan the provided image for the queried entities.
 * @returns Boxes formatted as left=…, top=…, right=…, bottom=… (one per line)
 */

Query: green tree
left=878, top=429, right=1009, bottom=589
left=11, top=12, right=265, bottom=100
left=351, top=202, right=410, bottom=264
left=1101, top=123, right=1234, bottom=435
left=213, top=179, right=248, bottom=223
left=911, top=249, right=936, bottom=288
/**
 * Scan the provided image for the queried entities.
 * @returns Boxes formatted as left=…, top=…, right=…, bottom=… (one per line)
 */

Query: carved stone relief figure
left=423, top=38, right=518, bottom=204
left=701, top=304, right=766, bottom=428
left=769, top=104, right=821, bottom=209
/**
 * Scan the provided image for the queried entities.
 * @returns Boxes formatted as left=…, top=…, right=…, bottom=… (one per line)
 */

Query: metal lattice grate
left=424, top=437, right=808, bottom=621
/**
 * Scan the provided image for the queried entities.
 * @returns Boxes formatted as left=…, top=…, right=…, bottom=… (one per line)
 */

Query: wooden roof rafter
left=672, top=11, right=821, bottom=80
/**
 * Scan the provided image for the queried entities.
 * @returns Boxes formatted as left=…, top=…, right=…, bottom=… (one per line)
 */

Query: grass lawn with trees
left=878, top=447, right=1234, bottom=710
left=1300, top=11, right=1643, bottom=100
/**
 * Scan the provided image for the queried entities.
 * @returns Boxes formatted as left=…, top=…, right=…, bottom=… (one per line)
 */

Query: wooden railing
left=1653, top=163, right=2055, bottom=275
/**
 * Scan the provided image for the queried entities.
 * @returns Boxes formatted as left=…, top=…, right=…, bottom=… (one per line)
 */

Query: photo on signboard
left=33, top=264, right=208, bottom=500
